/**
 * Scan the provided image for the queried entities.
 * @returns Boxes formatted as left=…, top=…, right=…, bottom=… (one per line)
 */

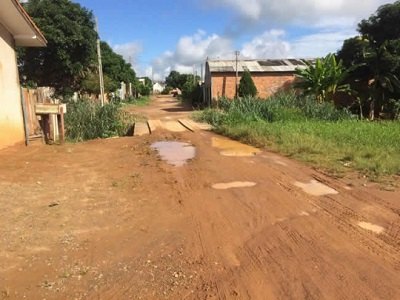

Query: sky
left=76, top=0, right=393, bottom=81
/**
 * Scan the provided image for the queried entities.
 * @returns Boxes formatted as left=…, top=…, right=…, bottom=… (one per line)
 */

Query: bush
left=65, top=100, right=131, bottom=141
left=238, top=71, right=257, bottom=97
left=206, top=92, right=352, bottom=124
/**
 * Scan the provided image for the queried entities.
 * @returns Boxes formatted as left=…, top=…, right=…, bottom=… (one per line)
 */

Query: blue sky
left=75, top=0, right=392, bottom=80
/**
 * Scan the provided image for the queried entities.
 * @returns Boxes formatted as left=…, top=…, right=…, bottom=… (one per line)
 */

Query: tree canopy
left=100, top=42, right=136, bottom=92
left=19, top=0, right=98, bottom=96
left=165, top=71, right=198, bottom=90
left=18, top=0, right=137, bottom=97
left=337, top=0, right=400, bottom=119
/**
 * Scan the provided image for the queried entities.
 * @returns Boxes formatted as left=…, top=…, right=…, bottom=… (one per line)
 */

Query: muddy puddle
left=357, top=222, right=384, bottom=234
left=212, top=181, right=257, bottom=190
left=294, top=180, right=338, bottom=196
left=212, top=137, right=261, bottom=157
left=151, top=141, right=196, bottom=167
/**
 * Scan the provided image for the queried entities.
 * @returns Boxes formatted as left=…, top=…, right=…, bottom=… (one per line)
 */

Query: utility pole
left=193, top=65, right=196, bottom=85
left=235, top=50, right=240, bottom=98
left=95, top=17, right=105, bottom=106
left=201, top=63, right=204, bottom=83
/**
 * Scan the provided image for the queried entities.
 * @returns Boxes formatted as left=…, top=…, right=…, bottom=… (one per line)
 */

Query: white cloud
left=151, top=30, right=234, bottom=80
left=241, top=30, right=291, bottom=59
left=112, top=41, right=143, bottom=70
left=240, top=28, right=356, bottom=59
left=290, top=30, right=356, bottom=58
left=206, top=0, right=392, bottom=29
left=148, top=27, right=356, bottom=81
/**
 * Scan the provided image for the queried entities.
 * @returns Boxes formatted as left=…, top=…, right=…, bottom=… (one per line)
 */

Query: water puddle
left=212, top=137, right=261, bottom=157
left=357, top=222, right=384, bottom=234
left=294, top=180, right=339, bottom=196
left=212, top=181, right=257, bottom=190
left=151, top=141, right=196, bottom=167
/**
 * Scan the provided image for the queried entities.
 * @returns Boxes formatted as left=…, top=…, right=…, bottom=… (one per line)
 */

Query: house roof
left=207, top=59, right=314, bottom=73
left=0, top=0, right=47, bottom=47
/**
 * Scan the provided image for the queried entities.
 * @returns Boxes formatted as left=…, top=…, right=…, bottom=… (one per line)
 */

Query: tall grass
left=65, top=100, right=133, bottom=141
left=195, top=93, right=400, bottom=177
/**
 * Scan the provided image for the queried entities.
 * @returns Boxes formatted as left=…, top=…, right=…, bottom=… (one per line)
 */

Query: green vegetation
left=65, top=100, right=133, bottom=141
left=295, top=54, right=350, bottom=103
left=337, top=1, right=400, bottom=119
left=238, top=70, right=257, bottom=97
left=125, top=96, right=151, bottom=106
left=19, top=0, right=98, bottom=96
left=164, top=70, right=202, bottom=106
left=195, top=94, right=400, bottom=178
left=19, top=1, right=137, bottom=98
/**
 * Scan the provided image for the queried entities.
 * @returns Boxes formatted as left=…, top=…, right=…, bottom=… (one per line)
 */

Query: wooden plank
left=35, top=103, right=67, bottom=115
left=134, top=122, right=150, bottom=136
left=178, top=119, right=195, bottom=132
left=178, top=118, right=213, bottom=131
left=147, top=119, right=162, bottom=133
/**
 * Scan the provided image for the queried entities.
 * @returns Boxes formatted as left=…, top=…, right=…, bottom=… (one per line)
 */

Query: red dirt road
left=0, top=96, right=399, bottom=299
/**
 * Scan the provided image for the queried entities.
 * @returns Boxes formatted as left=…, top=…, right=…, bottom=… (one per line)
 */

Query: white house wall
left=0, top=22, right=25, bottom=150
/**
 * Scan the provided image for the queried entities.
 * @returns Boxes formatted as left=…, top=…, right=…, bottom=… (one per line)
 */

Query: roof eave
left=11, top=0, right=47, bottom=47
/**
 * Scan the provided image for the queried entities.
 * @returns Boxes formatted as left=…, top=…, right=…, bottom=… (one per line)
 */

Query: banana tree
left=295, top=53, right=351, bottom=103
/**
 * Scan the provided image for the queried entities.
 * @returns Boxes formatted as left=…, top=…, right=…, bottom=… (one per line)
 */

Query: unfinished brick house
left=204, top=59, right=310, bottom=104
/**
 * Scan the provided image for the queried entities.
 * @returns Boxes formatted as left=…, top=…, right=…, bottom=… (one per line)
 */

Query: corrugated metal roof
left=207, top=59, right=312, bottom=73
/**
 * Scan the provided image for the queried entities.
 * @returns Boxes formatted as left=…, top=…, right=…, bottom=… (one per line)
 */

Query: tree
left=18, top=0, right=98, bottom=96
left=81, top=72, right=117, bottom=94
left=238, top=71, right=257, bottom=97
left=165, top=71, right=182, bottom=89
left=359, top=1, right=400, bottom=45
left=338, top=1, right=400, bottom=119
left=100, top=42, right=136, bottom=90
left=137, top=77, right=152, bottom=96
left=295, top=54, right=350, bottom=103
left=165, top=71, right=199, bottom=90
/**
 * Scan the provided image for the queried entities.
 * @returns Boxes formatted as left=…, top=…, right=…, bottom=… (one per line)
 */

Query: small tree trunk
left=358, top=97, right=363, bottom=120
left=369, top=98, right=375, bottom=121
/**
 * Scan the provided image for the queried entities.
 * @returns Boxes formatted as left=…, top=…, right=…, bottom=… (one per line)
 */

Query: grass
left=195, top=93, right=400, bottom=178
left=65, top=100, right=134, bottom=142
left=124, top=96, right=151, bottom=106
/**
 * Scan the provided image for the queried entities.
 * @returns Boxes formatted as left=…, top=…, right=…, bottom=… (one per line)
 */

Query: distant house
left=204, top=59, right=311, bottom=104
left=152, top=82, right=165, bottom=94
left=0, top=0, right=46, bottom=150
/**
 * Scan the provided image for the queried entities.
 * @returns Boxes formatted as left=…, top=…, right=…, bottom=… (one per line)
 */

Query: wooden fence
left=21, top=87, right=62, bottom=143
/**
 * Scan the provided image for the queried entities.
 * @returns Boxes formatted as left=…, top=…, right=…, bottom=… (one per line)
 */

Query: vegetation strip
left=195, top=95, right=400, bottom=178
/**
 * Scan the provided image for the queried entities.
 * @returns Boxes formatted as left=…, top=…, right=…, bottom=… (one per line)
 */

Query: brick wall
left=211, top=72, right=296, bottom=100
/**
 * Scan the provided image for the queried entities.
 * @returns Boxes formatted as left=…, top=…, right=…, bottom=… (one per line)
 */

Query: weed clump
left=65, top=100, right=133, bottom=141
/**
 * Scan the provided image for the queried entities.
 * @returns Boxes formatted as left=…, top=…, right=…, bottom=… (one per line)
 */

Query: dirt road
left=1, top=96, right=399, bottom=299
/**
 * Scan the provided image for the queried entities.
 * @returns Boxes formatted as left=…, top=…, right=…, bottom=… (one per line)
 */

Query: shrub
left=238, top=71, right=257, bottom=97
left=207, top=92, right=352, bottom=124
left=65, top=100, right=131, bottom=141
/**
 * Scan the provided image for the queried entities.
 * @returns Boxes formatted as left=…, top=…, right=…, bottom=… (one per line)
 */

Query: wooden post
left=59, top=106, right=65, bottom=144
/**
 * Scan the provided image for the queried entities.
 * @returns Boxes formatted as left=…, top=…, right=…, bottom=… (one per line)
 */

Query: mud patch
left=262, top=155, right=288, bottom=166
left=298, top=211, right=310, bottom=216
left=294, top=180, right=338, bottom=196
left=151, top=141, right=196, bottom=167
left=357, top=222, right=385, bottom=234
left=212, top=181, right=257, bottom=190
left=212, top=137, right=261, bottom=157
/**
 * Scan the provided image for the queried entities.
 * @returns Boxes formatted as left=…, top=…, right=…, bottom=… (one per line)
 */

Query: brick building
left=204, top=59, right=310, bottom=104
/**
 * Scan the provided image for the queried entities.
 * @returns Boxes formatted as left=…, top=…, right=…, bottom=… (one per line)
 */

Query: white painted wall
left=0, top=23, right=25, bottom=150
